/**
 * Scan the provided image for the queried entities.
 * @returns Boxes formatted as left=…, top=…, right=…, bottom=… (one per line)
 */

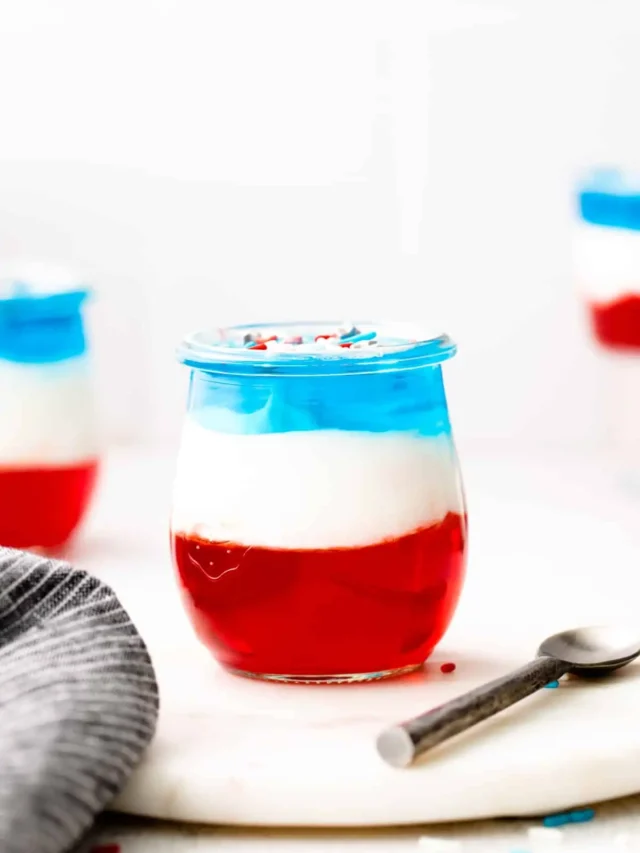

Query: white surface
left=602, top=353, right=640, bottom=480
left=0, top=357, right=98, bottom=464
left=173, top=423, right=462, bottom=548
left=574, top=221, right=640, bottom=302
left=0, top=259, right=83, bottom=294
left=88, top=797, right=640, bottom=853
left=71, top=445, right=640, bottom=835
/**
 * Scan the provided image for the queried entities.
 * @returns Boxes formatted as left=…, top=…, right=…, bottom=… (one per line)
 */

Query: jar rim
left=178, top=321, right=456, bottom=376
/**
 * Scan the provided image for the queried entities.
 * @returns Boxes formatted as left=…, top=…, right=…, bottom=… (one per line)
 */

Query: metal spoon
left=377, top=625, right=640, bottom=768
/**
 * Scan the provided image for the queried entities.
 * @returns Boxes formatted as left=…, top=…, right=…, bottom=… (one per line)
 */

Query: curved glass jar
left=575, top=171, right=640, bottom=484
left=575, top=169, right=640, bottom=352
left=0, top=285, right=99, bottom=550
left=171, top=322, right=467, bottom=682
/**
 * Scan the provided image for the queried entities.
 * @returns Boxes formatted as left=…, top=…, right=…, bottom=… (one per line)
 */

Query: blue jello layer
left=577, top=168, right=640, bottom=232
left=0, top=291, right=88, bottom=364
left=188, top=364, right=452, bottom=437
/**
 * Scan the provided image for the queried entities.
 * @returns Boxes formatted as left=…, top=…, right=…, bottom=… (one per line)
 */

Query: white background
left=0, top=0, right=639, bottom=451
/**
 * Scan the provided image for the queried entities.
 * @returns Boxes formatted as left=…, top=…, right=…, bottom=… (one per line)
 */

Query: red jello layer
left=172, top=511, right=467, bottom=678
left=589, top=294, right=640, bottom=351
left=0, top=460, right=99, bottom=550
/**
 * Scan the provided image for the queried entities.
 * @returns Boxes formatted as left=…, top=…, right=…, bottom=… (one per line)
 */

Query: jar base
left=225, top=663, right=423, bottom=684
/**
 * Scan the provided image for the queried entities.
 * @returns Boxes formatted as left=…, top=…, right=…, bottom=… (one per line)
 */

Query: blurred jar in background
left=0, top=262, right=99, bottom=551
left=574, top=170, right=640, bottom=481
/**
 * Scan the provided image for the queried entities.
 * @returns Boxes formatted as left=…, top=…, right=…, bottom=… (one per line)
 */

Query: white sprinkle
left=528, top=826, right=564, bottom=845
left=417, top=838, right=462, bottom=851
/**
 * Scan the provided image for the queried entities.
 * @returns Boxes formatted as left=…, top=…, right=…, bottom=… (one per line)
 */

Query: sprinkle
left=542, top=813, right=570, bottom=828
left=539, top=809, right=593, bottom=828
left=440, top=662, right=456, bottom=674
left=231, top=325, right=387, bottom=353
left=545, top=681, right=560, bottom=689
left=91, top=845, right=121, bottom=853
left=343, top=330, right=376, bottom=344
left=568, top=807, right=595, bottom=823
left=339, top=325, right=359, bottom=339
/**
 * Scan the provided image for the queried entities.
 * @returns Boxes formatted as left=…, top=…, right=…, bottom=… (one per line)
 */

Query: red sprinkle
left=339, top=342, right=352, bottom=348
left=440, top=662, right=456, bottom=674
left=91, top=845, right=121, bottom=853
left=315, top=334, right=335, bottom=341
left=249, top=343, right=268, bottom=350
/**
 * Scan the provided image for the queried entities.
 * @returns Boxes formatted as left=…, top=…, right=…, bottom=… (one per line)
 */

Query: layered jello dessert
left=575, top=171, right=640, bottom=479
left=576, top=170, right=640, bottom=351
left=172, top=322, right=467, bottom=682
left=0, top=263, right=99, bottom=550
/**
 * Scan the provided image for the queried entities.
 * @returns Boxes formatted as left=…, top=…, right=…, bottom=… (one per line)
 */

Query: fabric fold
left=0, top=548, right=159, bottom=853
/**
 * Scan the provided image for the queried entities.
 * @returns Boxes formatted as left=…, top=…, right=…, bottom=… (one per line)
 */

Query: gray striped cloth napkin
left=0, top=547, right=159, bottom=853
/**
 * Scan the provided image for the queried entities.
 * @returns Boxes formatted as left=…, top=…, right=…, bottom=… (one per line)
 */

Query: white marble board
left=72, top=447, right=640, bottom=827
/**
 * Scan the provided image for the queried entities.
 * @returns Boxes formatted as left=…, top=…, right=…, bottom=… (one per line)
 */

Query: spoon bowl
left=538, top=625, right=640, bottom=674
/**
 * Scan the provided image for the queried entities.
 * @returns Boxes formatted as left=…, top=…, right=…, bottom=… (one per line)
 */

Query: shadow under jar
left=171, top=322, right=467, bottom=683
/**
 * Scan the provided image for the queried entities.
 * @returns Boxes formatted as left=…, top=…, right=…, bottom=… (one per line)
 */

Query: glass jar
left=575, top=169, right=640, bottom=351
left=0, top=266, right=99, bottom=550
left=171, top=322, right=467, bottom=682
left=575, top=170, right=640, bottom=483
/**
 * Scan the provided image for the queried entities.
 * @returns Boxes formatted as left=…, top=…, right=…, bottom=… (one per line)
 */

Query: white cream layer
left=0, top=358, right=99, bottom=466
left=171, top=419, right=464, bottom=550
left=574, top=222, right=640, bottom=302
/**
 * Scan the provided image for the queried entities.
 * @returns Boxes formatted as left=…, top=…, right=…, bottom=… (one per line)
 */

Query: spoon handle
left=377, top=655, right=569, bottom=767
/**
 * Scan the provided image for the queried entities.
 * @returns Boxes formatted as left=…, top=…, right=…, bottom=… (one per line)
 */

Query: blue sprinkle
left=545, top=680, right=560, bottom=688
left=542, top=813, right=571, bottom=828
left=343, top=330, right=376, bottom=344
left=569, top=808, right=595, bottom=823
left=339, top=326, right=359, bottom=339
left=244, top=341, right=258, bottom=348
